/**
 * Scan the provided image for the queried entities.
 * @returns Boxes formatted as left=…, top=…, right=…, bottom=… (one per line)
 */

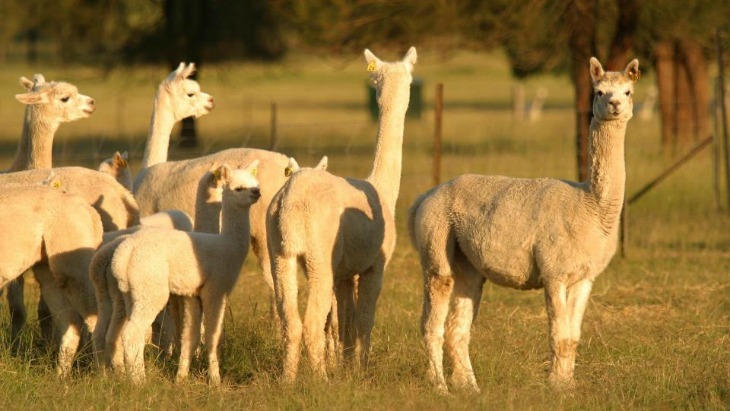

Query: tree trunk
left=678, top=37, right=711, bottom=142
left=604, top=0, right=640, bottom=71
left=565, top=0, right=597, bottom=181
left=674, top=43, right=694, bottom=146
left=654, top=41, right=676, bottom=147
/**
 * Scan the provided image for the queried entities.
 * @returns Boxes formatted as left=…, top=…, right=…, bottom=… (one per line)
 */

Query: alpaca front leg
left=544, top=282, right=575, bottom=388
left=422, top=272, right=454, bottom=392
left=302, top=272, right=333, bottom=380
left=567, top=278, right=593, bottom=344
left=6, top=275, right=26, bottom=344
left=272, top=254, right=302, bottom=383
left=201, top=294, right=227, bottom=386
left=354, top=266, right=383, bottom=371
left=176, top=296, right=202, bottom=383
left=445, top=262, right=485, bottom=392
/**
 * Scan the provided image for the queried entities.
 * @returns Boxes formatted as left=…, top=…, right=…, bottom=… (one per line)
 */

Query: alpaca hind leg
left=121, top=292, right=167, bottom=384
left=253, top=236, right=282, bottom=331
left=544, top=281, right=574, bottom=388
left=6, top=276, right=26, bottom=345
left=335, top=277, right=356, bottom=363
left=272, top=254, right=302, bottom=383
left=421, top=270, right=454, bottom=392
left=200, top=293, right=227, bottom=386
left=105, top=286, right=127, bottom=371
left=325, top=289, right=340, bottom=369
left=354, top=265, right=383, bottom=371
left=302, top=258, right=333, bottom=380
left=562, top=278, right=594, bottom=382
left=176, top=296, right=202, bottom=382
left=444, top=258, right=484, bottom=392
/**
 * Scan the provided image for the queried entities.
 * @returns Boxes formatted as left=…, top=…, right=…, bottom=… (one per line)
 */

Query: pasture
left=0, top=50, right=727, bottom=409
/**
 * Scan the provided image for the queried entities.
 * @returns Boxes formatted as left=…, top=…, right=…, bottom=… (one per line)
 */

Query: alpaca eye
left=625, top=90, right=631, bottom=96
left=235, top=187, right=245, bottom=192
left=61, top=96, right=70, bottom=103
left=187, top=93, right=195, bottom=98
left=596, top=91, right=604, bottom=97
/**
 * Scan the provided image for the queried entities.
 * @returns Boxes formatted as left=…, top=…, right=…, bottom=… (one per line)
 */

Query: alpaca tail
left=109, top=236, right=135, bottom=293
left=90, top=236, right=127, bottom=302
left=407, top=187, right=437, bottom=249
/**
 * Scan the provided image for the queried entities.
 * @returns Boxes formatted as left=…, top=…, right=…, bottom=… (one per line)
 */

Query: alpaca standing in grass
left=408, top=57, right=640, bottom=392
left=0, top=185, right=103, bottom=375
left=267, top=47, right=416, bottom=382
left=99, top=151, right=132, bottom=191
left=110, top=162, right=260, bottom=385
left=91, top=163, right=226, bottom=370
left=2, top=74, right=96, bottom=341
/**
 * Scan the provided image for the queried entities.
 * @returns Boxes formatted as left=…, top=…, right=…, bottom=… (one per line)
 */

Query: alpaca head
left=284, top=156, right=328, bottom=177
left=160, top=62, right=215, bottom=120
left=15, top=75, right=96, bottom=124
left=590, top=57, right=640, bottom=122
left=202, top=163, right=229, bottom=204
left=220, top=160, right=261, bottom=208
left=364, top=47, right=417, bottom=103
left=98, top=151, right=129, bottom=176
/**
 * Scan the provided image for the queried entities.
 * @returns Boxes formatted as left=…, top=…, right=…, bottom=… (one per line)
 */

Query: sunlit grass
left=0, top=50, right=728, bottom=409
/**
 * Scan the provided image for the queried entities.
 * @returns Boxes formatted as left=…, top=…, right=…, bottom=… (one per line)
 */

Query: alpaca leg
left=6, top=276, right=26, bottom=344
left=325, top=289, right=340, bottom=369
left=254, top=236, right=282, bottom=330
left=544, top=281, right=574, bottom=388
left=445, top=259, right=485, bottom=392
left=201, top=293, right=227, bottom=386
left=176, top=296, right=202, bottom=383
left=561, top=278, right=594, bottom=382
left=335, top=277, right=356, bottom=362
left=354, top=265, right=383, bottom=371
left=302, top=264, right=333, bottom=380
left=92, top=290, right=112, bottom=368
left=37, top=289, right=55, bottom=344
left=105, top=286, right=127, bottom=371
left=121, top=292, right=167, bottom=384
left=421, top=270, right=454, bottom=392
left=272, top=254, right=302, bottom=383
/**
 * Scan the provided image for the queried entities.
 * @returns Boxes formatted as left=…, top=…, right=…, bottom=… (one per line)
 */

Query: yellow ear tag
left=367, top=61, right=377, bottom=72
left=251, top=168, right=257, bottom=177
left=284, top=167, right=293, bottom=177
left=52, top=181, right=61, bottom=189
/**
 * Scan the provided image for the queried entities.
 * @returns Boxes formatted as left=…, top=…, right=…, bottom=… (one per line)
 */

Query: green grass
left=0, top=49, right=728, bottom=409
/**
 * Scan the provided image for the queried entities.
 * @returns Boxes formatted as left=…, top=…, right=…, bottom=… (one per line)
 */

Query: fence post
left=270, top=102, right=278, bottom=151
left=716, top=28, right=730, bottom=211
left=433, top=83, right=443, bottom=186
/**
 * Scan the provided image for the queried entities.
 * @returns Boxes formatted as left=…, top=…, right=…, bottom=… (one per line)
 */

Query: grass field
left=0, top=49, right=728, bottom=410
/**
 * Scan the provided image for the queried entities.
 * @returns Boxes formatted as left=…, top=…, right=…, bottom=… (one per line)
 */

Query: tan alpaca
left=0, top=185, right=103, bottom=375
left=98, top=151, right=132, bottom=191
left=110, top=162, right=260, bottom=385
left=408, top=58, right=640, bottom=392
left=267, top=47, right=416, bottom=382
left=91, top=164, right=226, bottom=370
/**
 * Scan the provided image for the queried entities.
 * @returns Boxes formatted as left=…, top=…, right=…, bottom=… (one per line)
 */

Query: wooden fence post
left=433, top=83, right=443, bottom=186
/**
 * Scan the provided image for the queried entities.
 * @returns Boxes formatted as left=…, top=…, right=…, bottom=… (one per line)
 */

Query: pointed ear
left=589, top=57, right=604, bottom=82
left=113, top=151, right=128, bottom=168
left=216, top=164, right=231, bottom=182
left=19, top=76, right=34, bottom=91
left=32, top=74, right=46, bottom=87
left=120, top=151, right=129, bottom=161
left=182, top=62, right=196, bottom=79
left=402, top=47, right=417, bottom=66
left=15, top=90, right=51, bottom=105
left=364, top=49, right=381, bottom=72
left=316, top=156, right=328, bottom=171
left=285, top=157, right=300, bottom=177
left=625, top=59, right=640, bottom=83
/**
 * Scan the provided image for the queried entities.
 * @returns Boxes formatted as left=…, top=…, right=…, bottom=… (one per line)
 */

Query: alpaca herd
left=0, top=49, right=639, bottom=391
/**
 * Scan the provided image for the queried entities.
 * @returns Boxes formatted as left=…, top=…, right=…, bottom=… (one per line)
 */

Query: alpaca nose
left=208, top=97, right=215, bottom=109
left=89, top=99, right=95, bottom=106
left=250, top=187, right=261, bottom=199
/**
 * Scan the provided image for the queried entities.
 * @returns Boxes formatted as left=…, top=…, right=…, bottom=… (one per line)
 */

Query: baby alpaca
left=408, top=57, right=640, bottom=391
left=111, top=162, right=260, bottom=385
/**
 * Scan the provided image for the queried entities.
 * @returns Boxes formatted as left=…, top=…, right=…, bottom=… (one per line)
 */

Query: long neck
left=194, top=193, right=221, bottom=234
left=140, top=92, right=175, bottom=169
left=9, top=106, right=58, bottom=171
left=220, top=200, right=251, bottom=248
left=367, top=83, right=410, bottom=215
left=587, top=118, right=627, bottom=234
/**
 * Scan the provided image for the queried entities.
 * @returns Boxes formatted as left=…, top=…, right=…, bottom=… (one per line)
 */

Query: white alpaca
left=98, top=151, right=132, bottom=191
left=0, top=185, right=103, bottom=375
left=408, top=58, right=640, bottom=392
left=91, top=165, right=226, bottom=370
left=267, top=47, right=416, bottom=382
left=109, top=162, right=260, bottom=385
left=132, top=65, right=290, bottom=316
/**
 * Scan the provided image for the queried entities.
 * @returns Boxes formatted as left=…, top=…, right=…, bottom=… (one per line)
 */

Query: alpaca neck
left=194, top=195, right=221, bottom=234
left=140, top=92, right=176, bottom=169
left=587, top=118, right=627, bottom=235
left=367, top=84, right=410, bottom=215
left=9, top=106, right=58, bottom=171
left=220, top=201, right=251, bottom=249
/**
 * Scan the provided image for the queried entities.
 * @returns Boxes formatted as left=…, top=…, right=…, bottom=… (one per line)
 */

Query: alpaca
left=98, top=151, right=132, bottom=191
left=408, top=58, right=640, bottom=391
left=109, top=162, right=260, bottom=385
left=0, top=185, right=103, bottom=375
left=267, top=47, right=416, bottom=382
left=91, top=164, right=225, bottom=369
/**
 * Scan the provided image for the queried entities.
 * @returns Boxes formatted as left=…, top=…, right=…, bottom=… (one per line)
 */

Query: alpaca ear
left=167, top=62, right=186, bottom=83
left=625, top=59, right=640, bottom=83
left=589, top=57, right=604, bottom=82
left=32, top=74, right=46, bottom=87
left=182, top=62, right=197, bottom=79
left=364, top=49, right=381, bottom=72
left=216, top=164, right=232, bottom=182
left=19, top=76, right=34, bottom=91
left=285, top=157, right=300, bottom=177
left=316, top=156, right=328, bottom=171
left=120, top=151, right=129, bottom=161
left=15, top=89, right=51, bottom=105
left=246, top=160, right=260, bottom=177
left=402, top=47, right=417, bottom=67
left=113, top=151, right=128, bottom=168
